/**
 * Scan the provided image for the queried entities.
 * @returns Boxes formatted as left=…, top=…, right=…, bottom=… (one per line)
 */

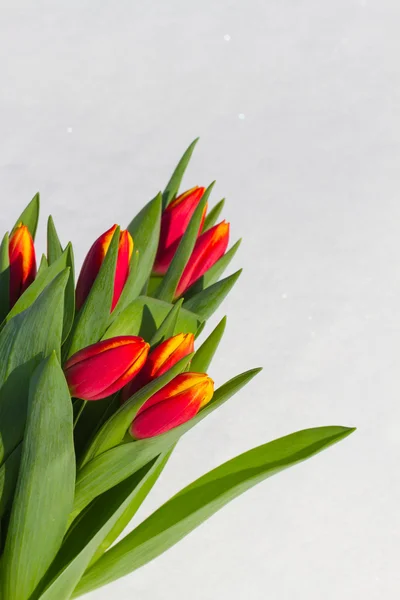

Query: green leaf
left=109, top=250, right=140, bottom=323
left=47, top=216, right=63, bottom=265
left=203, top=198, right=225, bottom=231
left=35, top=456, right=170, bottom=600
left=70, top=368, right=260, bottom=520
left=12, top=193, right=40, bottom=240
left=75, top=426, right=355, bottom=595
left=126, top=193, right=162, bottom=300
left=156, top=183, right=214, bottom=302
left=37, top=254, right=48, bottom=274
left=184, top=240, right=241, bottom=301
left=80, top=354, right=192, bottom=467
left=0, top=269, right=68, bottom=465
left=0, top=232, right=10, bottom=322
left=65, top=227, right=120, bottom=358
left=103, top=295, right=201, bottom=342
left=5, top=244, right=75, bottom=343
left=149, top=299, right=183, bottom=347
left=162, top=138, right=199, bottom=210
left=190, top=316, right=226, bottom=372
left=183, top=269, right=242, bottom=320
left=88, top=448, right=174, bottom=568
left=0, top=444, right=21, bottom=518
left=1, top=353, right=75, bottom=600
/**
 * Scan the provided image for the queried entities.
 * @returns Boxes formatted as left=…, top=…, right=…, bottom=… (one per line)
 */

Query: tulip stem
left=74, top=400, right=87, bottom=428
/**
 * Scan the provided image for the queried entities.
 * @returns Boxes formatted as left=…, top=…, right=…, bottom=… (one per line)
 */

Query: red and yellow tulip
left=130, top=372, right=214, bottom=439
left=122, top=332, right=195, bottom=401
left=64, top=336, right=149, bottom=401
left=8, top=224, right=37, bottom=308
left=153, top=187, right=206, bottom=275
left=76, top=224, right=134, bottom=312
left=175, top=220, right=230, bottom=297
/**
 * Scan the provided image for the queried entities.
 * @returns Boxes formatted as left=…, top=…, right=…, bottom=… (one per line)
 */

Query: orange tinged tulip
left=175, top=220, right=230, bottom=297
left=64, top=336, right=149, bottom=401
left=153, top=187, right=207, bottom=275
left=76, top=224, right=134, bottom=312
left=9, top=224, right=37, bottom=308
left=130, top=372, right=214, bottom=439
left=121, top=332, right=195, bottom=401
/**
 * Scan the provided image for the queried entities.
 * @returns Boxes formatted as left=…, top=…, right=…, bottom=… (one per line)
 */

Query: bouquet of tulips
left=0, top=140, right=354, bottom=599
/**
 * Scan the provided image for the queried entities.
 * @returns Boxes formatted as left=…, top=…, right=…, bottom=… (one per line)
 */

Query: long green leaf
left=80, top=354, right=192, bottom=467
left=0, top=232, right=10, bottom=322
left=0, top=444, right=21, bottom=518
left=203, top=198, right=225, bottom=231
left=103, top=295, right=201, bottom=342
left=88, top=447, right=174, bottom=567
left=71, top=368, right=260, bottom=519
left=0, top=270, right=68, bottom=465
left=162, top=138, right=199, bottom=209
left=190, top=316, right=226, bottom=372
left=65, top=227, right=119, bottom=358
left=47, top=216, right=63, bottom=264
left=35, top=456, right=169, bottom=600
left=156, top=183, right=213, bottom=302
left=74, top=426, right=355, bottom=595
left=125, top=192, right=162, bottom=300
left=149, top=299, right=183, bottom=347
left=1, top=353, right=75, bottom=600
left=12, top=193, right=40, bottom=239
left=183, top=269, right=242, bottom=320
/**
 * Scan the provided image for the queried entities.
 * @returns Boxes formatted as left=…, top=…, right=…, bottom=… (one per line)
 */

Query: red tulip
left=122, top=332, right=195, bottom=401
left=130, top=372, right=214, bottom=439
left=76, top=224, right=134, bottom=312
left=175, top=220, right=230, bottom=297
left=64, top=336, right=149, bottom=401
left=9, top=224, right=37, bottom=308
left=153, top=187, right=207, bottom=275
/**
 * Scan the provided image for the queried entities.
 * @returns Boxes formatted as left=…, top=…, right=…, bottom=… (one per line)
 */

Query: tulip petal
left=176, top=221, right=230, bottom=297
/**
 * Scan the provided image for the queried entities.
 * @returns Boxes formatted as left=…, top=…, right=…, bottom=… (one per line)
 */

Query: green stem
left=73, top=400, right=87, bottom=428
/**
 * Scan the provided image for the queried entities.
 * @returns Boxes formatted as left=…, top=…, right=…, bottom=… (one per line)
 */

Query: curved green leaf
left=71, top=368, right=260, bottom=520
left=162, top=138, right=199, bottom=209
left=103, top=295, right=201, bottom=342
left=0, top=270, right=68, bottom=465
left=12, top=193, right=40, bottom=239
left=190, top=316, right=226, bottom=372
left=1, top=353, right=75, bottom=600
left=35, top=456, right=169, bottom=600
left=149, top=299, right=183, bottom=347
left=47, top=216, right=63, bottom=265
left=183, top=269, right=242, bottom=320
left=126, top=193, right=162, bottom=300
left=74, top=426, right=355, bottom=595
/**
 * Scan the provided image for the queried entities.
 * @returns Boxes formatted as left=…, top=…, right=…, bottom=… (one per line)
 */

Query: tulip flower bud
left=9, top=223, right=37, bottom=308
left=122, top=332, right=195, bottom=402
left=175, top=220, right=230, bottom=297
left=153, top=187, right=207, bottom=275
left=130, top=372, right=214, bottom=439
left=76, top=224, right=134, bottom=312
left=64, top=336, right=149, bottom=401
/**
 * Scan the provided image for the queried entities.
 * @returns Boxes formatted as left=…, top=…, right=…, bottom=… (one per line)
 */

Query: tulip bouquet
left=0, top=139, right=354, bottom=600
